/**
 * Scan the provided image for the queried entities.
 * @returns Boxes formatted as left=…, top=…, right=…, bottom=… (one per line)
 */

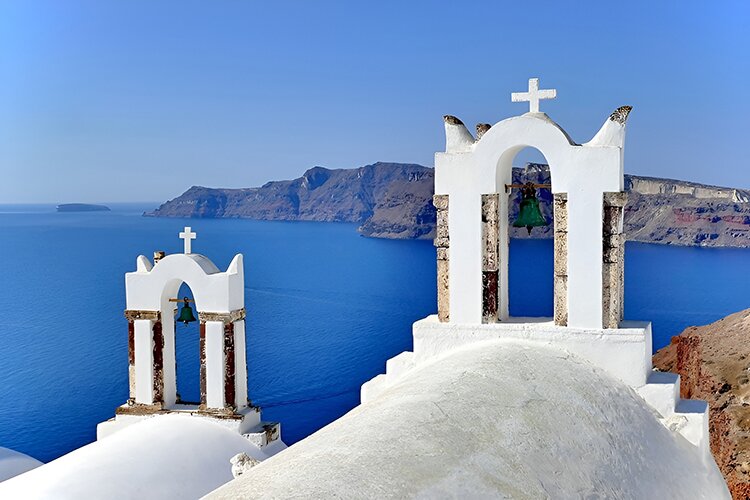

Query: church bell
left=177, top=297, right=197, bottom=325
left=512, top=182, right=548, bottom=235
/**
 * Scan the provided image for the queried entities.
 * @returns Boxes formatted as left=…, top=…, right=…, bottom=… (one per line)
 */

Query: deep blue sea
left=2, top=204, right=750, bottom=463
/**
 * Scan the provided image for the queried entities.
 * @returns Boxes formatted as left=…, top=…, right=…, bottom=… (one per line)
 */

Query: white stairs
left=636, top=371, right=710, bottom=453
left=361, top=351, right=416, bottom=404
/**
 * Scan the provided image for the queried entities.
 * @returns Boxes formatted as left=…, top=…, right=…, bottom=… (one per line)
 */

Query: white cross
left=511, top=78, right=556, bottom=113
left=179, top=226, right=196, bottom=254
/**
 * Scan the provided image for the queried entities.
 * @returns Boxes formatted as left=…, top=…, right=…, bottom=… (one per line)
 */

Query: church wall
left=412, top=316, right=652, bottom=388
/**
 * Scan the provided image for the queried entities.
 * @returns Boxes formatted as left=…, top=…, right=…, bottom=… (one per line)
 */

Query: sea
left=2, top=203, right=750, bottom=463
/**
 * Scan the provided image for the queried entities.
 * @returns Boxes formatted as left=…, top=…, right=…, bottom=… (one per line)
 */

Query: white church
left=0, top=79, right=731, bottom=498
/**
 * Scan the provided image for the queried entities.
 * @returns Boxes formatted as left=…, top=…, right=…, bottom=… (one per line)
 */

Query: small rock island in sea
left=56, top=203, right=111, bottom=213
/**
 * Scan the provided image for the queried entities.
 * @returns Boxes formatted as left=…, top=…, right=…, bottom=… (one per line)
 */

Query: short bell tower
left=98, top=227, right=282, bottom=452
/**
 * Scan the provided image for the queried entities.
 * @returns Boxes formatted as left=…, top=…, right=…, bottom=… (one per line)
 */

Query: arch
left=172, top=282, right=201, bottom=405
left=473, top=114, right=576, bottom=195
left=506, top=153, right=555, bottom=319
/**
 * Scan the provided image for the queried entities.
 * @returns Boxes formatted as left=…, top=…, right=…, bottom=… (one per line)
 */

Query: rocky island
left=57, top=203, right=111, bottom=212
left=147, top=162, right=750, bottom=247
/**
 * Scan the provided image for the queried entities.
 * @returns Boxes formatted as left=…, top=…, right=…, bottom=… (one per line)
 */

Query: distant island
left=146, top=162, right=750, bottom=248
left=57, top=203, right=111, bottom=213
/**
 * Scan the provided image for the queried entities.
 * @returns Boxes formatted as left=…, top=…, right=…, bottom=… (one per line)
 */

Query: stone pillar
left=199, top=323, right=207, bottom=408
left=233, top=320, right=249, bottom=409
left=203, top=320, right=225, bottom=409
left=224, top=322, right=236, bottom=410
left=481, top=193, right=499, bottom=323
left=199, top=308, right=247, bottom=411
left=127, top=320, right=135, bottom=402
left=553, top=194, right=569, bottom=326
left=602, top=192, right=627, bottom=329
left=124, top=310, right=162, bottom=407
left=434, top=195, right=450, bottom=322
left=152, top=320, right=164, bottom=405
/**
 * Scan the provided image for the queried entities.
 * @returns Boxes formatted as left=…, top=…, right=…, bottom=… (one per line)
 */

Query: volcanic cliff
left=147, top=162, right=750, bottom=247
left=653, top=309, right=750, bottom=498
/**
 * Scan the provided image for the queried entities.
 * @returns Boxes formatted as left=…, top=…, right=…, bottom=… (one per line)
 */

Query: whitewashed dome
left=0, top=415, right=283, bottom=499
left=208, top=341, right=729, bottom=499
left=0, top=447, right=41, bottom=482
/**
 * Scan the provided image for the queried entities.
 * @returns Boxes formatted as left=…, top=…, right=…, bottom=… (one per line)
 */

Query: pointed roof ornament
left=585, top=106, right=633, bottom=148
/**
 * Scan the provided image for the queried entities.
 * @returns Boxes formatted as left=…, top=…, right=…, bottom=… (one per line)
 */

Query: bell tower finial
left=179, top=226, right=196, bottom=254
left=511, top=78, right=557, bottom=113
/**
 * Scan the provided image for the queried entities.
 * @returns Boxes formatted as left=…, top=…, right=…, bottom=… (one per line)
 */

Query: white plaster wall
left=435, top=113, right=624, bottom=328
left=412, top=315, right=651, bottom=388
left=134, top=319, right=154, bottom=404
left=125, top=253, right=244, bottom=313
left=234, top=320, right=248, bottom=409
left=97, top=407, right=264, bottom=440
left=205, top=321, right=225, bottom=408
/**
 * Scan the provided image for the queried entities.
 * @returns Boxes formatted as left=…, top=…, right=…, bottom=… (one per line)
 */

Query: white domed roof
left=0, top=447, right=41, bottom=482
left=0, top=415, right=281, bottom=499
left=208, top=341, right=729, bottom=499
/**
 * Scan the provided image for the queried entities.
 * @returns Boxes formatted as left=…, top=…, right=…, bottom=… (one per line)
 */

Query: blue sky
left=1, top=1, right=748, bottom=203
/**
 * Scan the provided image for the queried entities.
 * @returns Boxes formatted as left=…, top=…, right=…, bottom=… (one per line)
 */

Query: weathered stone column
left=127, top=320, right=135, bottom=402
left=199, top=322, right=207, bottom=408
left=553, top=194, right=569, bottom=326
left=124, top=309, right=162, bottom=406
left=602, top=192, right=627, bottom=328
left=152, top=320, right=164, bottom=405
left=481, top=193, right=499, bottom=323
left=434, top=195, right=450, bottom=322
left=223, top=322, right=236, bottom=410
left=199, top=308, right=247, bottom=411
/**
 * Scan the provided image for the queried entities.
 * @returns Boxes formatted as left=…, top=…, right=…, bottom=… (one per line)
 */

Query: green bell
left=512, top=183, right=548, bottom=235
left=177, top=298, right=196, bottom=325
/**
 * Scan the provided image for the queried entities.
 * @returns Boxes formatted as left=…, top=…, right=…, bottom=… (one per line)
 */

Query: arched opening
left=173, top=282, right=200, bottom=404
left=506, top=148, right=554, bottom=318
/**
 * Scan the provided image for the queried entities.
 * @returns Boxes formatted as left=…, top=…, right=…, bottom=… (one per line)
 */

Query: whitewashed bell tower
left=362, top=78, right=712, bottom=458
left=98, top=227, right=282, bottom=451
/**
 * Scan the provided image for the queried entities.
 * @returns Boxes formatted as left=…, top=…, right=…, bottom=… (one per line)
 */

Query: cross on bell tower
left=511, top=77, right=557, bottom=113
left=179, top=226, right=196, bottom=254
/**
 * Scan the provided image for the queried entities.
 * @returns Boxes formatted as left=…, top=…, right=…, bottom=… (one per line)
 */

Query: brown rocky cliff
left=653, top=309, right=750, bottom=498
